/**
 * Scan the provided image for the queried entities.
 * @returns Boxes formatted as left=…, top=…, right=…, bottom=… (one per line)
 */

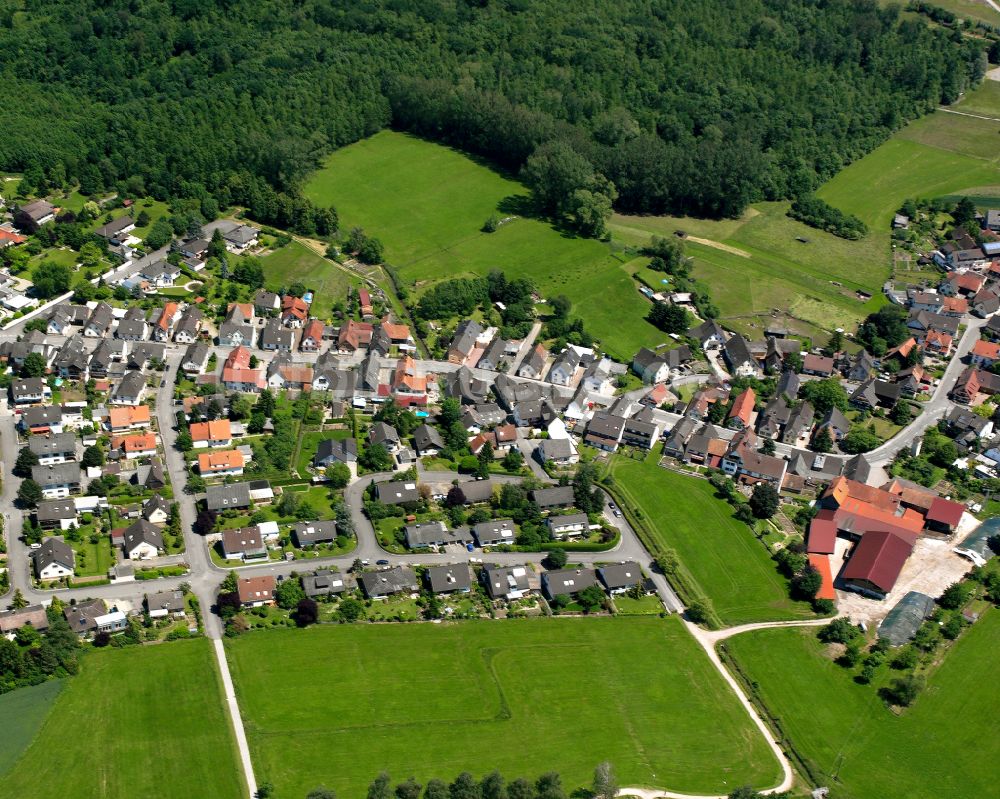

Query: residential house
left=173, top=307, right=203, bottom=343
left=21, top=405, right=63, bottom=435
left=181, top=342, right=211, bottom=375
left=923, top=330, right=953, bottom=357
left=909, top=291, right=944, bottom=314
left=391, top=356, right=427, bottom=405
left=135, top=458, right=166, bottom=491
left=598, top=561, right=643, bottom=595
left=620, top=412, right=660, bottom=450
left=940, top=271, right=986, bottom=297
left=0, top=605, right=50, bottom=635
left=413, top=424, right=444, bottom=456
left=538, top=436, right=579, bottom=465
left=583, top=412, right=626, bottom=452
left=224, top=224, right=260, bottom=253
left=781, top=401, right=815, bottom=445
left=31, top=462, right=81, bottom=498
left=850, top=378, right=900, bottom=411
left=139, top=260, right=181, bottom=288
left=531, top=485, right=575, bottom=510
left=222, top=526, right=267, bottom=560
left=253, top=290, right=281, bottom=315
left=198, top=449, right=245, bottom=477
left=444, top=367, right=490, bottom=405
left=141, top=494, right=171, bottom=525
left=222, top=346, right=265, bottom=392
left=115, top=306, right=148, bottom=341
left=472, top=518, right=516, bottom=547
left=404, top=521, right=472, bottom=549
left=302, top=570, right=349, bottom=598
left=146, top=590, right=186, bottom=619
left=11, top=377, right=50, bottom=405
left=723, top=334, right=761, bottom=377
left=265, top=355, right=313, bottom=391
left=337, top=319, right=374, bottom=352
left=802, top=354, right=835, bottom=377
left=107, top=404, right=151, bottom=433
left=374, top=480, right=419, bottom=505
left=542, top=567, right=599, bottom=599
left=111, top=371, right=146, bottom=405
left=547, top=512, right=590, bottom=539
left=970, top=339, right=1000, bottom=368
left=47, top=305, right=89, bottom=336
left=218, top=303, right=256, bottom=347
left=481, top=564, right=531, bottom=600
left=33, top=537, right=75, bottom=580
left=205, top=482, right=252, bottom=512
left=357, top=564, right=420, bottom=599
left=190, top=419, right=232, bottom=448
left=425, top=564, right=473, bottom=594
left=237, top=575, right=276, bottom=607
left=972, top=289, right=1000, bottom=318
left=300, top=319, right=325, bottom=352
left=632, top=348, right=669, bottom=384
left=314, top=437, right=358, bottom=468
left=517, top=344, right=548, bottom=379
left=548, top=348, right=581, bottom=386
left=448, top=319, right=484, bottom=364
left=64, top=598, right=107, bottom=635
left=17, top=199, right=56, bottom=227
left=727, top=387, right=756, bottom=430
left=121, top=519, right=163, bottom=559
left=260, top=317, right=295, bottom=351
left=688, top=319, right=726, bottom=350
left=290, top=520, right=338, bottom=547
left=477, top=336, right=510, bottom=372
left=36, top=499, right=78, bottom=530
left=720, top=429, right=787, bottom=488
left=369, top=422, right=401, bottom=452
left=84, top=302, right=114, bottom=338
left=843, top=350, right=875, bottom=383
left=118, top=431, right=157, bottom=459
left=281, top=295, right=309, bottom=327
left=357, top=287, right=374, bottom=317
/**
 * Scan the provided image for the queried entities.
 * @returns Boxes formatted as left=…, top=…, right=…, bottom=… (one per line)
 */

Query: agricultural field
left=724, top=608, right=1000, bottom=799
left=227, top=616, right=781, bottom=798
left=0, top=640, right=244, bottom=799
left=0, top=680, right=63, bottom=776
left=609, top=455, right=816, bottom=625
left=258, top=240, right=360, bottom=319
left=304, top=131, right=664, bottom=360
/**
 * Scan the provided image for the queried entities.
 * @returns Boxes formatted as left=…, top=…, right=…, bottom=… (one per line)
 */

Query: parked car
left=376, top=559, right=389, bottom=566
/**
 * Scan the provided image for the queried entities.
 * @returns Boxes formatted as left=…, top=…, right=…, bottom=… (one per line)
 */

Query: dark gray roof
left=141, top=494, right=172, bottom=521
left=445, top=366, right=490, bottom=404
left=31, top=461, right=81, bottom=487
left=543, top=567, right=598, bottom=597
left=471, top=518, right=516, bottom=546
left=481, top=563, right=530, bottom=599
left=206, top=482, right=252, bottom=510
left=531, top=485, right=575, bottom=508
left=413, top=423, right=444, bottom=452
left=453, top=480, right=495, bottom=504
left=290, top=520, right=338, bottom=546
left=369, top=421, right=400, bottom=447
left=33, top=536, right=75, bottom=574
left=404, top=521, right=471, bottom=548
left=450, top=319, right=484, bottom=358
left=360, top=566, right=419, bottom=597
left=598, top=561, right=643, bottom=590
left=113, top=370, right=147, bottom=401
left=123, top=519, right=164, bottom=551
left=64, top=598, right=107, bottom=633
left=36, top=499, right=77, bottom=522
left=303, top=569, right=349, bottom=597
left=315, top=437, right=358, bottom=465
left=146, top=590, right=185, bottom=614
left=425, top=564, right=472, bottom=593
left=28, top=432, right=76, bottom=457
left=375, top=480, right=419, bottom=505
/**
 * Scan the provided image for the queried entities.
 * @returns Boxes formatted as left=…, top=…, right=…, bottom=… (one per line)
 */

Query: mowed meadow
left=304, top=131, right=664, bottom=361
left=724, top=608, right=1000, bottom=799
left=0, top=640, right=245, bottom=799
left=227, top=617, right=782, bottom=799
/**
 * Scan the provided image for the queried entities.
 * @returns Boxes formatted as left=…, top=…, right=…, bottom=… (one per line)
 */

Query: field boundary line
left=214, top=639, right=257, bottom=798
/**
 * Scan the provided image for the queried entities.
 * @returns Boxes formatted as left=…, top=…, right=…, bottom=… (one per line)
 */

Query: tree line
left=0, top=0, right=988, bottom=223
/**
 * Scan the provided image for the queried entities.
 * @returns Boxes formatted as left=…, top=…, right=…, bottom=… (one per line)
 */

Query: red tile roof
left=282, top=296, right=308, bottom=320
left=190, top=419, right=231, bottom=443
left=925, top=497, right=964, bottom=529
left=840, top=529, right=916, bottom=594
left=237, top=575, right=276, bottom=604
left=807, top=554, right=836, bottom=601
left=972, top=339, right=1000, bottom=360
left=807, top=509, right=839, bottom=554
left=225, top=346, right=251, bottom=370
left=727, top=387, right=755, bottom=425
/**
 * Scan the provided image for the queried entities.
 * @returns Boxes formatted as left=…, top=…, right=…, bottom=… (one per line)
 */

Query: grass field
left=0, top=640, right=244, bottom=799
left=953, top=79, right=1000, bottom=118
left=0, top=680, right=63, bottom=776
left=725, top=608, right=1000, bottom=799
left=228, top=617, right=781, bottom=798
left=304, top=131, right=663, bottom=360
left=920, top=0, right=1000, bottom=27
left=259, top=240, right=359, bottom=319
left=609, top=455, right=816, bottom=625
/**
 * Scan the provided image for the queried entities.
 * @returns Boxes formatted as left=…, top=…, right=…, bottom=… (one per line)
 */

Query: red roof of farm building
left=807, top=554, right=836, bottom=601
left=807, top=509, right=839, bottom=554
left=925, top=497, right=965, bottom=529
left=840, top=529, right=916, bottom=594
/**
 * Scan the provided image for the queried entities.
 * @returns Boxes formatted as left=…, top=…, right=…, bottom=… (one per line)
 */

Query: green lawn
left=0, top=680, right=63, bottom=776
left=611, top=594, right=663, bottom=615
left=0, top=640, right=244, bottom=799
left=259, top=240, right=359, bottom=320
left=724, top=608, right=1000, bottom=799
left=295, top=428, right=352, bottom=477
left=69, top=534, right=116, bottom=577
left=227, top=617, right=781, bottom=798
left=304, top=131, right=664, bottom=361
left=953, top=78, right=1000, bottom=119
left=610, top=456, right=816, bottom=625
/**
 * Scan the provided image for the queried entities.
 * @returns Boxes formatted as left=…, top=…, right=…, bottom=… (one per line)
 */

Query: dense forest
left=0, top=0, right=987, bottom=219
